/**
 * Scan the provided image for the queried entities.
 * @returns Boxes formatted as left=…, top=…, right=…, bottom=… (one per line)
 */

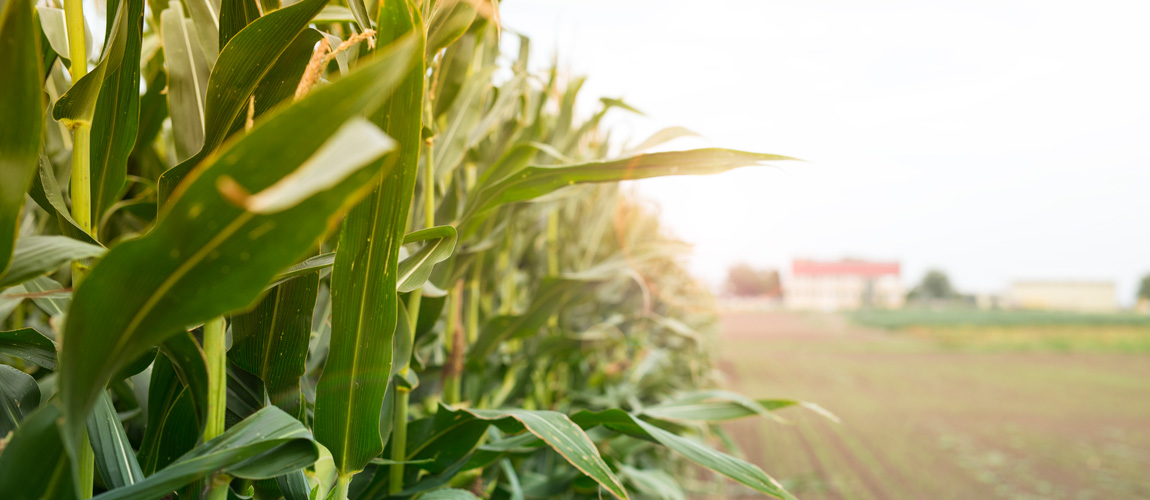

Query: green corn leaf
left=0, top=327, right=57, bottom=370
left=468, top=278, right=586, bottom=364
left=268, top=252, right=336, bottom=289
left=27, top=154, right=100, bottom=245
left=473, top=142, right=568, bottom=190
left=268, top=227, right=457, bottom=290
left=275, top=469, right=312, bottom=500
left=426, top=0, right=476, bottom=56
left=467, top=75, right=528, bottom=149
left=0, top=404, right=74, bottom=500
left=160, top=331, right=210, bottom=429
left=466, top=149, right=797, bottom=225
left=219, top=0, right=261, bottom=50
left=500, top=459, right=526, bottom=500
left=0, top=0, right=43, bottom=277
left=58, top=34, right=417, bottom=450
left=184, top=0, right=222, bottom=62
left=455, top=407, right=629, bottom=500
left=640, top=391, right=782, bottom=423
left=161, top=2, right=211, bottom=162
left=219, top=29, right=324, bottom=146
left=430, top=25, right=477, bottom=116
left=347, top=0, right=372, bottom=32
left=432, top=65, right=496, bottom=182
left=231, top=270, right=319, bottom=418
left=397, top=226, right=458, bottom=293
left=622, top=126, right=699, bottom=155
left=157, top=0, right=333, bottom=201
left=134, top=49, right=170, bottom=156
left=137, top=355, right=201, bottom=475
left=571, top=409, right=796, bottom=500
left=96, top=406, right=320, bottom=500
left=314, top=4, right=354, bottom=23
left=313, top=0, right=424, bottom=475
left=618, top=464, right=685, bottom=500
left=640, top=391, right=838, bottom=424
left=36, top=5, right=85, bottom=61
left=0, top=235, right=105, bottom=288
left=23, top=276, right=72, bottom=319
left=87, top=390, right=144, bottom=489
left=89, top=0, right=144, bottom=226
left=225, top=361, right=265, bottom=426
left=420, top=489, right=481, bottom=500
left=0, top=364, right=40, bottom=435
left=114, top=348, right=157, bottom=383
left=51, top=0, right=132, bottom=128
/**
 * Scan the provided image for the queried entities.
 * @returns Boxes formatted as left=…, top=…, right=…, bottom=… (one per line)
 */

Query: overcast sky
left=502, top=0, right=1150, bottom=303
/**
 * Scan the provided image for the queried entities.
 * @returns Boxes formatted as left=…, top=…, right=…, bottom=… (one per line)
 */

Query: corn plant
left=0, top=0, right=824, bottom=498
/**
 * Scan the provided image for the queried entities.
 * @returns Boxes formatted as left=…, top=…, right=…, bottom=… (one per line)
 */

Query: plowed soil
left=714, top=311, right=1150, bottom=499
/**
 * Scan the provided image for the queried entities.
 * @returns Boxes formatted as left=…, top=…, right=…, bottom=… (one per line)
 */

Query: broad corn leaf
left=460, top=408, right=629, bottom=500
left=572, top=409, right=797, bottom=500
left=157, top=0, right=332, bottom=201
left=0, top=0, right=43, bottom=277
left=89, top=0, right=144, bottom=226
left=0, top=235, right=105, bottom=288
left=231, top=271, right=319, bottom=418
left=96, top=407, right=320, bottom=500
left=58, top=35, right=417, bottom=448
left=313, top=0, right=425, bottom=475
left=0, top=404, right=74, bottom=500
left=87, top=391, right=144, bottom=489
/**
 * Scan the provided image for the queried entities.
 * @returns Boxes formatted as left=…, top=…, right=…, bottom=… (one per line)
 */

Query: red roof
left=793, top=259, right=900, bottom=277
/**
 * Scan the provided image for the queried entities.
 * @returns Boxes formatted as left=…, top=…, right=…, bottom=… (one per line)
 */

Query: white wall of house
left=785, top=274, right=904, bottom=311
left=1009, top=281, right=1117, bottom=312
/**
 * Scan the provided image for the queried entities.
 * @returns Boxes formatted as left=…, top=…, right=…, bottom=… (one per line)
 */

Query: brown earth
left=711, top=310, right=1150, bottom=500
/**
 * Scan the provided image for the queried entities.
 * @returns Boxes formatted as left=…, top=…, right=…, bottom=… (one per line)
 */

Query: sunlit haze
left=504, top=0, right=1150, bottom=303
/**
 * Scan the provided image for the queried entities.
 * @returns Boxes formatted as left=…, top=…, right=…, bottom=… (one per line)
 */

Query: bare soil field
left=715, top=311, right=1150, bottom=500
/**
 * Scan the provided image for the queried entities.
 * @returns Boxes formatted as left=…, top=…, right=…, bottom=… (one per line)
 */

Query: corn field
left=0, top=0, right=813, bottom=499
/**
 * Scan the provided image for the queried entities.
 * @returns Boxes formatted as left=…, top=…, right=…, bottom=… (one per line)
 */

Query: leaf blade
left=0, top=0, right=43, bottom=276
left=97, top=407, right=320, bottom=500
left=58, top=35, right=418, bottom=448
left=313, top=0, right=425, bottom=474
left=0, top=235, right=105, bottom=288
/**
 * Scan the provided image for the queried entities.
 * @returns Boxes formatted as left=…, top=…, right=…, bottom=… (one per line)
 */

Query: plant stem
left=467, top=256, right=481, bottom=344
left=205, top=474, right=231, bottom=500
left=77, top=432, right=94, bottom=499
left=64, top=0, right=92, bottom=252
left=63, top=3, right=94, bottom=495
left=203, top=317, right=227, bottom=439
left=63, top=0, right=87, bottom=81
left=390, top=291, right=420, bottom=493
left=423, top=138, right=435, bottom=229
left=391, top=131, right=437, bottom=493
left=333, top=473, right=352, bottom=500
left=203, top=317, right=228, bottom=498
left=547, top=210, right=559, bottom=328
left=442, top=281, right=463, bottom=404
left=388, top=383, right=410, bottom=494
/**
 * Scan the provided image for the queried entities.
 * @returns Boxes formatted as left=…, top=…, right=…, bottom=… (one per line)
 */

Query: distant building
left=785, top=259, right=905, bottom=311
left=1008, top=281, right=1117, bottom=312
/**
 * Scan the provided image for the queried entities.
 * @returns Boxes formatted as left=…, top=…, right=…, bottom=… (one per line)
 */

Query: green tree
left=908, top=269, right=960, bottom=301
left=1138, top=274, right=1150, bottom=301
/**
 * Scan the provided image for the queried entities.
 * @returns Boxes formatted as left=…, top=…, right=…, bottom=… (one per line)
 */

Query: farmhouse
left=1008, top=280, right=1117, bottom=312
left=785, top=259, right=905, bottom=311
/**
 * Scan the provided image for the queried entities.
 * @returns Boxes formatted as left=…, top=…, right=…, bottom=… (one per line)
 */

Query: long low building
left=1009, top=280, right=1117, bottom=312
left=785, top=259, right=905, bottom=311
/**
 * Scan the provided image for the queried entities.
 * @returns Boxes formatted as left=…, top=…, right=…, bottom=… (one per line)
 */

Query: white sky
left=502, top=0, right=1150, bottom=303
